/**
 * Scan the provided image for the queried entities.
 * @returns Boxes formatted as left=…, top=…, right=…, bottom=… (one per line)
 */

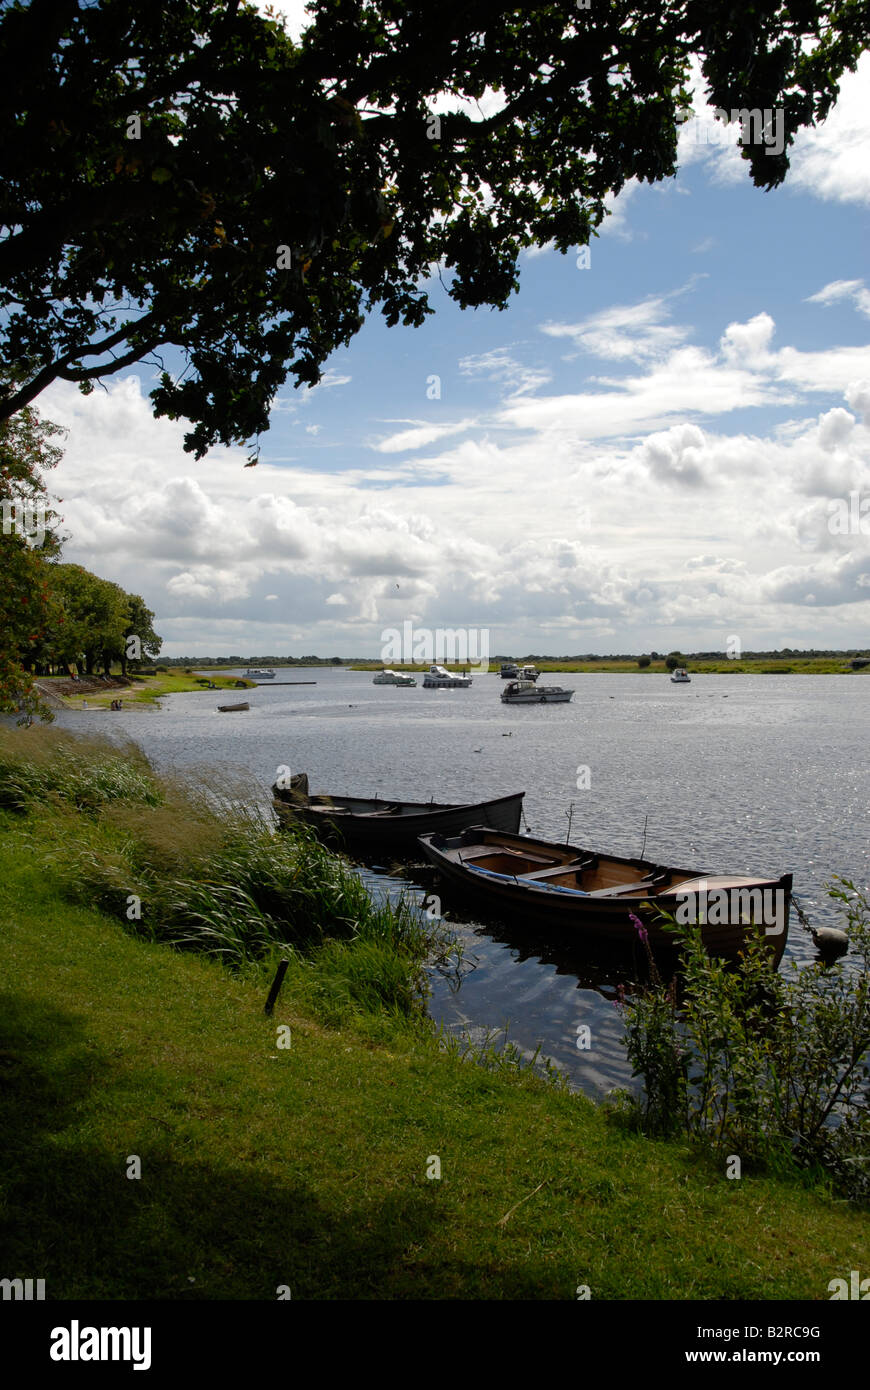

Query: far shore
left=33, top=671, right=255, bottom=711
left=351, top=658, right=870, bottom=675
left=29, top=656, right=870, bottom=714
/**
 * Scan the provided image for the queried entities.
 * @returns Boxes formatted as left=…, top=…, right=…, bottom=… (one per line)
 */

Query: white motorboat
left=372, top=669, right=417, bottom=686
left=519, top=664, right=539, bottom=682
left=501, top=680, right=572, bottom=704
left=422, top=664, right=473, bottom=688
left=670, top=668, right=691, bottom=683
left=245, top=667, right=275, bottom=678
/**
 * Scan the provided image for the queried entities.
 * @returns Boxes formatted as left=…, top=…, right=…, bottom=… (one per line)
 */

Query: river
left=49, top=667, right=870, bottom=1097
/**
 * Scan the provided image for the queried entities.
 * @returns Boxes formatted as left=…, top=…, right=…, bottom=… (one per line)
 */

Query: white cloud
left=39, top=278, right=870, bottom=656
left=720, top=313, right=776, bottom=369
left=372, top=419, right=476, bottom=453
left=459, top=348, right=551, bottom=394
left=807, top=279, right=870, bottom=318
left=542, top=294, right=691, bottom=363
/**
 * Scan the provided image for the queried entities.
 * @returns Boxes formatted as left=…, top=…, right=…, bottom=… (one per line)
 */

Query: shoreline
left=33, top=671, right=255, bottom=711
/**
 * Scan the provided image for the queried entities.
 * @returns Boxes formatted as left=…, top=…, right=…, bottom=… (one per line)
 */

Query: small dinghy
left=217, top=701, right=250, bottom=712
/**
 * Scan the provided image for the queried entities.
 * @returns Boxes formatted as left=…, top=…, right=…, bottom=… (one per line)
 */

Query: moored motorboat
left=501, top=680, right=572, bottom=704
left=245, top=668, right=275, bottom=678
left=422, top=664, right=473, bottom=688
left=373, top=669, right=417, bottom=686
left=499, top=662, right=520, bottom=679
left=417, top=826, right=792, bottom=964
left=272, top=773, right=523, bottom=856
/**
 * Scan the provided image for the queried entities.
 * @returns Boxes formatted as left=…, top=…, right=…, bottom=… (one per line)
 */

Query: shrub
left=611, top=887, right=870, bottom=1199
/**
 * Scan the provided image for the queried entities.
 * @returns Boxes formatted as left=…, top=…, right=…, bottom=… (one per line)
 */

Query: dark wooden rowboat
left=272, top=774, right=524, bottom=857
left=217, top=701, right=250, bottom=712
left=417, top=826, right=792, bottom=965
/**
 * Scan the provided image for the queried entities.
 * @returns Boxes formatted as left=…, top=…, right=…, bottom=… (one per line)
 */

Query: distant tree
left=2, top=0, right=867, bottom=458
left=48, top=565, right=129, bottom=676
left=122, top=593, right=162, bottom=676
left=665, top=652, right=685, bottom=671
left=637, top=655, right=652, bottom=668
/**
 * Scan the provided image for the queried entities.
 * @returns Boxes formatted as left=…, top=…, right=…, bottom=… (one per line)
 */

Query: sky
left=38, top=11, right=870, bottom=658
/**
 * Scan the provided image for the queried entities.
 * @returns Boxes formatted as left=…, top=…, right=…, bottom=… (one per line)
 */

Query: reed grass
left=0, top=726, right=448, bottom=1027
left=0, top=727, right=160, bottom=812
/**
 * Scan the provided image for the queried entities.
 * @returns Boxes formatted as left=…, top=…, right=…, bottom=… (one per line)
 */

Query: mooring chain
left=790, top=892, right=816, bottom=938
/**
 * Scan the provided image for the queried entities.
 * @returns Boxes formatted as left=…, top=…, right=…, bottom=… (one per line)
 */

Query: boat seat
left=524, top=856, right=598, bottom=881
left=587, top=870, right=669, bottom=899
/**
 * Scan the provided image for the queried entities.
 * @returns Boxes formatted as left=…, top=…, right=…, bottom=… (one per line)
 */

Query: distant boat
left=499, top=662, right=520, bottom=679
left=373, top=669, right=417, bottom=686
left=246, top=668, right=275, bottom=678
left=218, top=701, right=250, bottom=712
left=272, top=773, right=523, bottom=856
left=670, top=668, right=691, bottom=683
left=422, top=664, right=473, bottom=688
left=518, top=664, right=539, bottom=682
left=501, top=680, right=572, bottom=704
left=417, top=827, right=792, bottom=965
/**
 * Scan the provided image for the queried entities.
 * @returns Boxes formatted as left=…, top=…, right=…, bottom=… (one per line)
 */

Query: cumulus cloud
left=720, top=313, right=776, bottom=369
left=40, top=278, right=870, bottom=656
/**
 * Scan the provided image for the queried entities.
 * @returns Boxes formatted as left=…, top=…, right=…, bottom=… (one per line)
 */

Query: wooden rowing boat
left=217, top=701, right=250, bottom=711
left=272, top=774, right=524, bottom=857
left=417, top=827, right=792, bottom=964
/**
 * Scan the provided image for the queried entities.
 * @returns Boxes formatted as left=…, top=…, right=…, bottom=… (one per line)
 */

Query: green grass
left=45, top=670, right=254, bottom=709
left=0, top=729, right=867, bottom=1299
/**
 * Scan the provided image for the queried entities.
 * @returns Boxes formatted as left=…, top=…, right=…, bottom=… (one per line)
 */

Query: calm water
left=53, top=668, right=870, bottom=1096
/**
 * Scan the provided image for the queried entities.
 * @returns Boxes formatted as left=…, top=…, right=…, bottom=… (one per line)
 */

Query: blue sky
left=41, top=19, right=870, bottom=658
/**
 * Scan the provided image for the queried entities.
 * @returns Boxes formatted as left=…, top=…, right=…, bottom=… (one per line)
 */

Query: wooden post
left=264, top=958, right=290, bottom=1016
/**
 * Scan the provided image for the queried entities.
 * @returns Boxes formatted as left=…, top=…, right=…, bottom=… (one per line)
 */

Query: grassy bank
left=1, top=729, right=867, bottom=1299
left=40, top=670, right=254, bottom=710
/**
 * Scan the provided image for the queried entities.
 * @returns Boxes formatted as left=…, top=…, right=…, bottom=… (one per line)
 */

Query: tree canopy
left=0, top=387, right=64, bottom=718
left=1, top=0, right=867, bottom=457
